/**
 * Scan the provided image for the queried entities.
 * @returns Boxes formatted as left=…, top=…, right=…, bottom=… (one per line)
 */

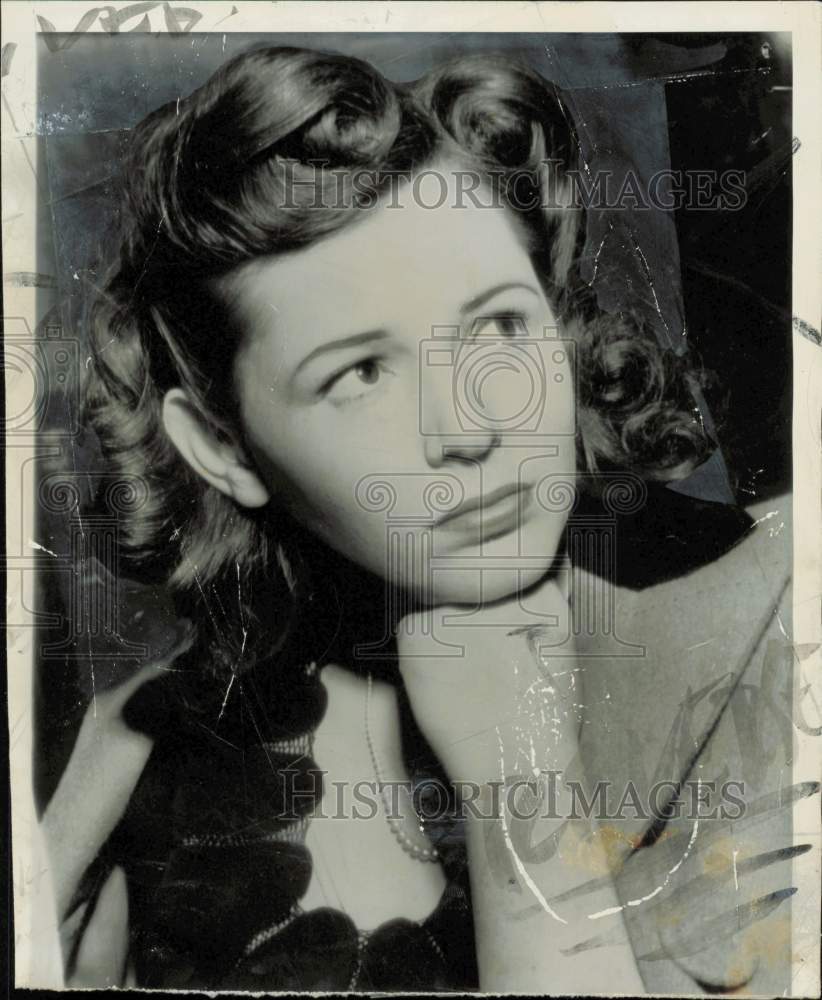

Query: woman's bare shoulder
left=578, top=488, right=793, bottom=809
left=634, top=488, right=792, bottom=601
left=742, top=490, right=792, bottom=549
left=716, top=488, right=792, bottom=595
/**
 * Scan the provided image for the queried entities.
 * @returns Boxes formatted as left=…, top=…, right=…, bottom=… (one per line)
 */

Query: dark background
left=32, top=32, right=793, bottom=811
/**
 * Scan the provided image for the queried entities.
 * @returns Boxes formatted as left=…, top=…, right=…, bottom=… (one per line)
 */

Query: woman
left=41, top=45, right=796, bottom=993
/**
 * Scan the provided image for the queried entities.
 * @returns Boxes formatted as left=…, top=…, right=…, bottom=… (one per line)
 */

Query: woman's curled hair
left=83, top=46, right=713, bottom=684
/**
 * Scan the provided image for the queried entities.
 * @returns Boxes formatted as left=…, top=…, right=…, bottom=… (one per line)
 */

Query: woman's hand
left=398, top=574, right=645, bottom=994
left=397, top=572, right=580, bottom=783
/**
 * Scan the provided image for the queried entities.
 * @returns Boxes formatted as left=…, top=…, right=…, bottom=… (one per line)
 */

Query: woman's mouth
left=434, top=482, right=533, bottom=542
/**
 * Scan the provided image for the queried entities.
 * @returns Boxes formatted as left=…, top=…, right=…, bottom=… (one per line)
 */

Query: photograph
left=3, top=2, right=820, bottom=996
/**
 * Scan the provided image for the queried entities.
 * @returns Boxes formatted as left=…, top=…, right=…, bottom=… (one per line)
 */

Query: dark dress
left=70, top=637, right=479, bottom=991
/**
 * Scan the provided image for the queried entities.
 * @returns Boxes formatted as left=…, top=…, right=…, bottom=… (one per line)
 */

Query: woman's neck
left=302, top=661, right=447, bottom=929
left=314, top=663, right=407, bottom=784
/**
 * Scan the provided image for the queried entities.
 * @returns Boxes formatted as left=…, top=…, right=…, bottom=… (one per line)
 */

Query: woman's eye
left=351, top=359, right=381, bottom=385
left=471, top=314, right=529, bottom=339
left=322, top=358, right=391, bottom=405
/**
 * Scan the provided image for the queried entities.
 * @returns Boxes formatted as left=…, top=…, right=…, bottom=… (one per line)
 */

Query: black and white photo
left=4, top=3, right=821, bottom=995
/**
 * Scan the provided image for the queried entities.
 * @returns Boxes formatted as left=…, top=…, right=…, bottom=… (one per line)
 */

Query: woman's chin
left=344, top=513, right=567, bottom=609
left=412, top=563, right=555, bottom=609
left=416, top=515, right=567, bottom=606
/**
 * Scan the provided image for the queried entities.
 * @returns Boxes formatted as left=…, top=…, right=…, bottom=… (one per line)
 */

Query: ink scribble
left=1, top=41, right=17, bottom=77
left=36, top=2, right=203, bottom=53
left=793, top=315, right=822, bottom=347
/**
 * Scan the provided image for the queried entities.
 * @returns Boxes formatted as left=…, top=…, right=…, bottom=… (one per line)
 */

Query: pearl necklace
left=364, top=673, right=439, bottom=862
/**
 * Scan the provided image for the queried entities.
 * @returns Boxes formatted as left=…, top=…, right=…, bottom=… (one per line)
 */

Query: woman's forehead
left=226, top=168, right=538, bottom=346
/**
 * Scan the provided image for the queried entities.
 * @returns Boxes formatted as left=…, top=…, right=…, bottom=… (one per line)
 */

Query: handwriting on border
left=36, top=2, right=203, bottom=53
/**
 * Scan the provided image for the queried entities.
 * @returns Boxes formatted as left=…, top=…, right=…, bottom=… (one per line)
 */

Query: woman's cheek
left=284, top=448, right=386, bottom=555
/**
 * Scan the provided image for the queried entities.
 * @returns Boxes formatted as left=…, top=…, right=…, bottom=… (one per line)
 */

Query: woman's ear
left=161, top=388, right=270, bottom=508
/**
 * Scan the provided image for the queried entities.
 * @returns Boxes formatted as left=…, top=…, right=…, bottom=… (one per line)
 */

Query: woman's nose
left=423, top=428, right=501, bottom=468
left=421, top=366, right=501, bottom=467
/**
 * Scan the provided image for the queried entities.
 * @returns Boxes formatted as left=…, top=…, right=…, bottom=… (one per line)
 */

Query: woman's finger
left=66, top=865, right=130, bottom=988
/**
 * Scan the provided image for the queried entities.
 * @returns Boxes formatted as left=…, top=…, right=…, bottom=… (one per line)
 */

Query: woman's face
left=225, top=164, right=576, bottom=605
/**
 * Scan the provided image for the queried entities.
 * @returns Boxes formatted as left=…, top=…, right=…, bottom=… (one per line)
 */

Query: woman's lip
left=434, top=483, right=533, bottom=538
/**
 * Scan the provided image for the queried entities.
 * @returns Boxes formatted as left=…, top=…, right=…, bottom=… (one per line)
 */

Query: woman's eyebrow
left=460, top=282, right=541, bottom=315
left=294, top=329, right=390, bottom=376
